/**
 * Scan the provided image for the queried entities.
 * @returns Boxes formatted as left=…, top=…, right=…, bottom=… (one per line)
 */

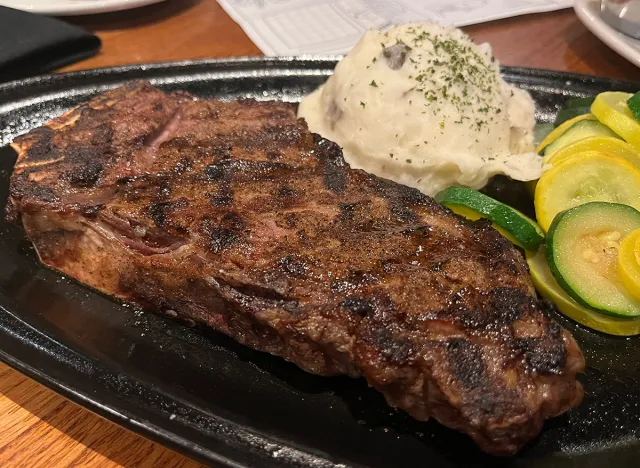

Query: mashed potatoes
left=298, top=23, right=542, bottom=196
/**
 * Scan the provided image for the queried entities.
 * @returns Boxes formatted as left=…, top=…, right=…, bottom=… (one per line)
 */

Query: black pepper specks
left=66, top=160, right=103, bottom=188
left=146, top=198, right=189, bottom=227
left=279, top=255, right=308, bottom=277
left=205, top=163, right=225, bottom=181
left=447, top=339, right=487, bottom=389
left=340, top=296, right=375, bottom=317
left=208, top=227, right=237, bottom=253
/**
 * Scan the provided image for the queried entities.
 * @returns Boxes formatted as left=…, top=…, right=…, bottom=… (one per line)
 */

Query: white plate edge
left=574, top=0, right=640, bottom=69
left=0, top=0, right=168, bottom=16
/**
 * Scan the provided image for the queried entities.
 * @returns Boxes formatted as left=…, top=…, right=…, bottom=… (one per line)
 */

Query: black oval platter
left=0, top=58, right=639, bottom=468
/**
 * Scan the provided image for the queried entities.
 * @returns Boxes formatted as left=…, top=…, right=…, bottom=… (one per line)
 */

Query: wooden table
left=1, top=1, right=639, bottom=467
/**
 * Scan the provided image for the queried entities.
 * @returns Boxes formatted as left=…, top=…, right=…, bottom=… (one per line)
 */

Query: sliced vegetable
left=536, top=114, right=596, bottom=155
left=618, top=229, right=640, bottom=302
left=545, top=136, right=640, bottom=169
left=591, top=91, right=640, bottom=149
left=547, top=202, right=640, bottom=317
left=626, top=91, right=640, bottom=122
left=527, top=247, right=640, bottom=336
left=534, top=122, right=555, bottom=148
left=554, top=106, right=591, bottom=128
left=534, top=152, right=640, bottom=232
left=566, top=96, right=596, bottom=109
left=435, top=187, right=544, bottom=251
left=541, top=119, right=619, bottom=159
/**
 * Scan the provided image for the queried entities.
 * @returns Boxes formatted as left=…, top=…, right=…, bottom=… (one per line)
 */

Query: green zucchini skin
left=627, top=91, right=640, bottom=122
left=542, top=120, right=620, bottom=157
left=554, top=107, right=591, bottom=128
left=547, top=202, right=640, bottom=318
left=565, top=96, right=595, bottom=109
left=436, top=187, right=544, bottom=251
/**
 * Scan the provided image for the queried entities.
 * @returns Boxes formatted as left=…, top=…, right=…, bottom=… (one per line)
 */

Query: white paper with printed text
left=217, top=0, right=574, bottom=56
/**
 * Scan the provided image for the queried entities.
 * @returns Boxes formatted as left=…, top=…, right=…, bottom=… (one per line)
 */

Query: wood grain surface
left=0, top=362, right=203, bottom=468
left=2, top=1, right=640, bottom=467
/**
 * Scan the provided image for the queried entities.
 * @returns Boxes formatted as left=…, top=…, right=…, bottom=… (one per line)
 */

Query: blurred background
left=0, top=0, right=640, bottom=82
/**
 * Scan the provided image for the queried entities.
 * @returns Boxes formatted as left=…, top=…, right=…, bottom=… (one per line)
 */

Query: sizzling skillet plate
left=0, top=58, right=639, bottom=468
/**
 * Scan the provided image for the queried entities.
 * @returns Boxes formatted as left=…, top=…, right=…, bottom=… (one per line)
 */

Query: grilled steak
left=7, top=82, right=584, bottom=455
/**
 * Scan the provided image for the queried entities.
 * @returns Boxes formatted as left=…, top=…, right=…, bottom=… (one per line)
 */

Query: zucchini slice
left=547, top=202, right=640, bottom=318
left=527, top=247, right=640, bottom=336
left=541, top=119, right=619, bottom=161
left=627, top=91, right=640, bottom=122
left=534, top=152, right=640, bottom=232
left=566, top=96, right=596, bottom=109
left=553, top=106, right=591, bottom=128
left=435, top=187, right=544, bottom=251
left=536, top=114, right=596, bottom=155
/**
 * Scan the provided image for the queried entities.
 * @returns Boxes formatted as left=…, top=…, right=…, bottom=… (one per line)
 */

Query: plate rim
left=1, top=55, right=639, bottom=98
left=575, top=0, right=640, bottom=69
left=0, top=0, right=169, bottom=16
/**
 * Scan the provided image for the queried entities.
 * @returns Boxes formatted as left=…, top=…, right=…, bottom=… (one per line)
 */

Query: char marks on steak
left=7, top=82, right=584, bottom=455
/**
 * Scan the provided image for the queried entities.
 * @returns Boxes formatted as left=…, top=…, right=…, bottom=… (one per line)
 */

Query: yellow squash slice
left=535, top=152, right=640, bottom=232
left=619, top=229, right=640, bottom=302
left=546, top=136, right=640, bottom=169
left=591, top=91, right=640, bottom=150
left=527, top=247, right=640, bottom=336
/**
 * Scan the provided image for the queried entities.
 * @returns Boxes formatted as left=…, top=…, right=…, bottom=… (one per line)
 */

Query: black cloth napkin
left=0, top=6, right=101, bottom=83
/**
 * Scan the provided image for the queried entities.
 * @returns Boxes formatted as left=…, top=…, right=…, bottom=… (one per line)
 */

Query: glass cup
left=602, top=0, right=640, bottom=39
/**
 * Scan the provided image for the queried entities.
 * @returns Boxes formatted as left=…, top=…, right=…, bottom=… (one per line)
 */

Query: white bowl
left=575, top=0, right=640, bottom=68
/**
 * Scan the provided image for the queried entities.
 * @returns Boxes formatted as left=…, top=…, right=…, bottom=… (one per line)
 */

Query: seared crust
left=7, top=82, right=584, bottom=455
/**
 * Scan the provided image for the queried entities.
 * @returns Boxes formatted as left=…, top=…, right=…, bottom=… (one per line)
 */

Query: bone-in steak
left=7, top=82, right=584, bottom=455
